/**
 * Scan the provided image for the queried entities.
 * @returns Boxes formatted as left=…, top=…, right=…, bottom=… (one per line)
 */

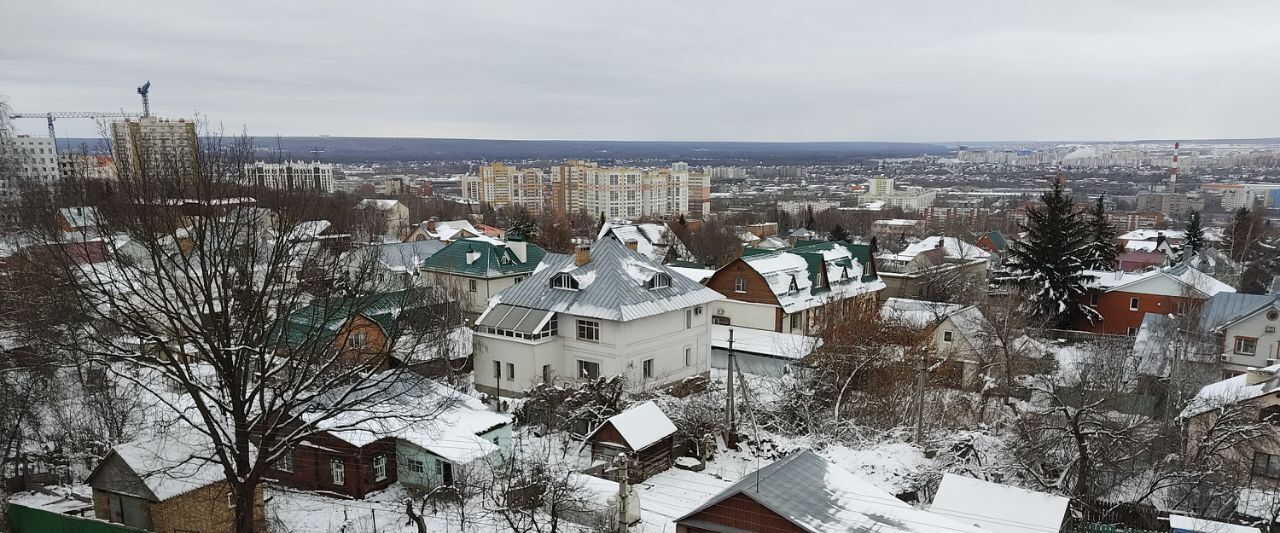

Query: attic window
left=551, top=272, right=579, bottom=290
left=841, top=267, right=850, bottom=281
left=788, top=275, right=800, bottom=293
left=646, top=273, right=671, bottom=290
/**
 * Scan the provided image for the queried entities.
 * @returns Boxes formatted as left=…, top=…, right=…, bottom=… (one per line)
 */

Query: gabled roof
left=1182, top=364, right=1280, bottom=419
left=365, top=239, right=447, bottom=273
left=930, top=474, right=1068, bottom=533
left=675, top=450, right=983, bottom=533
left=432, top=219, right=479, bottom=241
left=274, top=290, right=438, bottom=350
left=485, top=237, right=723, bottom=322
left=1084, top=264, right=1235, bottom=298
left=59, top=206, right=103, bottom=229
left=354, top=199, right=402, bottom=211
left=899, top=236, right=991, bottom=261
left=1199, top=292, right=1280, bottom=333
left=981, top=230, right=1008, bottom=251
left=88, top=433, right=228, bottom=502
left=880, top=298, right=964, bottom=328
left=582, top=401, right=676, bottom=451
left=736, top=241, right=883, bottom=314
left=422, top=237, right=545, bottom=278
left=597, top=221, right=692, bottom=263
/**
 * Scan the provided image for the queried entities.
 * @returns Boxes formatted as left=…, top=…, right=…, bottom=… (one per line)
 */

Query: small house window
left=577, top=360, right=600, bottom=379
left=788, top=276, right=800, bottom=293
left=1127, top=327, right=1138, bottom=336
left=646, top=273, right=671, bottom=290
left=276, top=449, right=294, bottom=473
left=542, top=364, right=552, bottom=383
left=226, top=491, right=235, bottom=509
left=685, top=347, right=692, bottom=367
left=468, top=279, right=477, bottom=292
left=1236, top=337, right=1258, bottom=355
left=577, top=319, right=600, bottom=342
left=347, top=331, right=368, bottom=349
left=506, top=362, right=515, bottom=381
left=790, top=313, right=801, bottom=331
left=331, top=459, right=345, bottom=485
left=374, top=455, right=387, bottom=481
left=493, top=360, right=501, bottom=379
left=513, top=276, right=525, bottom=283
left=1089, top=292, right=1099, bottom=306
left=643, top=358, right=654, bottom=379
left=686, top=309, right=693, bottom=329
left=551, top=272, right=579, bottom=290
left=943, top=331, right=953, bottom=343
left=734, top=277, right=746, bottom=293
left=407, top=458, right=425, bottom=474
left=1129, top=297, right=1139, bottom=311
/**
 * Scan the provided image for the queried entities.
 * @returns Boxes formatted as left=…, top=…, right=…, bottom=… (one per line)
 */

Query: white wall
left=1222, top=307, right=1280, bottom=371
left=710, top=300, right=777, bottom=332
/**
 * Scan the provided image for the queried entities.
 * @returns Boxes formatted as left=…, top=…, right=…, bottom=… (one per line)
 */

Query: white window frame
left=576, top=319, right=600, bottom=342
left=468, top=279, right=478, bottom=292
left=374, top=454, right=387, bottom=481
left=685, top=347, right=692, bottom=367
left=1129, top=297, right=1139, bottom=311
left=276, top=448, right=294, bottom=473
left=643, top=358, right=654, bottom=379
left=1235, top=337, right=1258, bottom=355
left=348, top=331, right=368, bottom=349
left=407, top=458, right=425, bottom=474
left=734, top=277, right=746, bottom=293
left=577, top=360, right=601, bottom=379
left=331, top=458, right=345, bottom=485
left=506, top=362, right=515, bottom=381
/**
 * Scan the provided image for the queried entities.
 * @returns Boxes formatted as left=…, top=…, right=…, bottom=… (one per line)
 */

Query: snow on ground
left=818, top=440, right=929, bottom=494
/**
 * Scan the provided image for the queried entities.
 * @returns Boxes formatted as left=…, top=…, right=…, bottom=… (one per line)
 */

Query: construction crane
left=137, top=81, right=151, bottom=117
left=7, top=111, right=139, bottom=148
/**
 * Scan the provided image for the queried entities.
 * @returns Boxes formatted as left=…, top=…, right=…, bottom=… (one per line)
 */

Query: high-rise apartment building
left=110, top=117, right=199, bottom=181
left=859, top=177, right=937, bottom=211
left=244, top=161, right=335, bottom=193
left=58, top=154, right=118, bottom=181
left=465, top=160, right=691, bottom=219
left=687, top=169, right=711, bottom=217
left=0, top=135, right=60, bottom=202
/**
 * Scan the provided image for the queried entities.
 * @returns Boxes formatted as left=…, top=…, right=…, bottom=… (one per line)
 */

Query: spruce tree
left=1181, top=210, right=1204, bottom=263
left=999, top=174, right=1095, bottom=328
left=1082, top=194, right=1119, bottom=270
left=829, top=224, right=849, bottom=242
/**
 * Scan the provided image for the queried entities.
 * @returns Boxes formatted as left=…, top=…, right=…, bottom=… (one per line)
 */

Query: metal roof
left=1200, top=292, right=1280, bottom=333
left=422, top=237, right=545, bottom=278
left=485, top=237, right=723, bottom=322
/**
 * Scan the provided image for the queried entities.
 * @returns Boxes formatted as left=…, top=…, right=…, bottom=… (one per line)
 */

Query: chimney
left=465, top=246, right=480, bottom=265
left=625, top=239, right=639, bottom=252
left=427, top=217, right=438, bottom=232
left=575, top=244, right=591, bottom=266
left=1246, top=369, right=1276, bottom=386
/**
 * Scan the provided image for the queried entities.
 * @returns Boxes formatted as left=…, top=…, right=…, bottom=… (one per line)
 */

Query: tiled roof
left=484, top=237, right=723, bottom=322
left=422, top=237, right=545, bottom=278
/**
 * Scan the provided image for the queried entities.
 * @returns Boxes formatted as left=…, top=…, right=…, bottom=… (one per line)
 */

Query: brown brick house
left=86, top=436, right=265, bottom=533
left=1077, top=265, right=1234, bottom=335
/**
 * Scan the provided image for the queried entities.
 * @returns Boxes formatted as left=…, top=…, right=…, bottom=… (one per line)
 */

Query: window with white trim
left=577, top=319, right=600, bottom=342
left=506, top=363, right=515, bottom=381
left=347, top=331, right=368, bottom=349
left=1235, top=337, right=1258, bottom=355
left=1129, top=297, right=1139, bottom=311
left=406, top=458, right=425, bottom=473
left=734, top=277, right=746, bottom=293
left=685, top=347, right=692, bottom=367
left=577, top=360, right=600, bottom=379
left=275, top=448, right=294, bottom=473
left=943, top=331, right=953, bottom=343
left=374, top=454, right=387, bottom=481
left=330, top=458, right=345, bottom=485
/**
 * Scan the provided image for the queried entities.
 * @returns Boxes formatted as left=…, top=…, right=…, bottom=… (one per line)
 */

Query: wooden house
left=582, top=401, right=677, bottom=483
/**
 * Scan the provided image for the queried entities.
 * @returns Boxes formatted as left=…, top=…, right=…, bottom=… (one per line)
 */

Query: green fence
left=8, top=503, right=143, bottom=533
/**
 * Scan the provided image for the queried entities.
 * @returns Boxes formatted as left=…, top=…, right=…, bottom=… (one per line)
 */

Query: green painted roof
left=791, top=240, right=877, bottom=283
left=422, top=237, right=546, bottom=279
left=273, top=290, right=432, bottom=351
left=984, top=230, right=1008, bottom=250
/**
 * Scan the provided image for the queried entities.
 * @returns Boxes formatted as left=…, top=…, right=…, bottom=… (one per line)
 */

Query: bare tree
left=15, top=131, right=454, bottom=532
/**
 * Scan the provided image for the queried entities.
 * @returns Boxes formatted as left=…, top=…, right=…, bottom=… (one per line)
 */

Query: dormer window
left=788, top=275, right=800, bottom=293
left=551, top=272, right=579, bottom=290
left=646, top=273, right=671, bottom=290
left=841, top=267, right=850, bottom=281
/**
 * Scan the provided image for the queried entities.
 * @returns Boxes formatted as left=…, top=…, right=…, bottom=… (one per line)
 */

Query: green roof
left=791, top=240, right=877, bottom=283
left=273, top=290, right=433, bottom=351
left=984, top=230, right=1008, bottom=250
left=422, top=238, right=546, bottom=278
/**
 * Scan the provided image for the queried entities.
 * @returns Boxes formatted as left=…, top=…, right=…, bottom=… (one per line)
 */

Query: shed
left=929, top=473, right=1068, bottom=533
left=1168, top=514, right=1260, bottom=533
left=582, top=401, right=677, bottom=483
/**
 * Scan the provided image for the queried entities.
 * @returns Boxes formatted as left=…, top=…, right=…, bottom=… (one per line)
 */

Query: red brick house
left=1078, top=265, right=1234, bottom=335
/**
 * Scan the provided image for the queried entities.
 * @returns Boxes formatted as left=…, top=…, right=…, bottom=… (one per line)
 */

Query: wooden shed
left=582, top=401, right=677, bottom=483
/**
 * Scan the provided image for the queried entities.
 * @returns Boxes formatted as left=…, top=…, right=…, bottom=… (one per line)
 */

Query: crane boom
left=10, top=112, right=138, bottom=119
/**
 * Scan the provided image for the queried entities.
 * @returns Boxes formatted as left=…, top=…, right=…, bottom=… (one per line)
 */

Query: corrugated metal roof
left=422, top=237, right=545, bottom=278
left=1200, top=292, right=1280, bottom=333
left=485, top=237, right=723, bottom=322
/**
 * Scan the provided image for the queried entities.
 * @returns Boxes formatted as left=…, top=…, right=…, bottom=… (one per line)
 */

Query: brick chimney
left=575, top=244, right=591, bottom=266
left=625, top=239, right=639, bottom=252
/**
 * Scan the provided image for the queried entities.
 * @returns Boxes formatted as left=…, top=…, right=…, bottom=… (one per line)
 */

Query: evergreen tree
left=1082, top=195, right=1119, bottom=270
left=998, top=174, right=1096, bottom=328
left=1181, top=210, right=1204, bottom=263
left=506, top=208, right=538, bottom=241
left=828, top=224, right=849, bottom=242
left=598, top=211, right=606, bottom=231
left=805, top=205, right=816, bottom=230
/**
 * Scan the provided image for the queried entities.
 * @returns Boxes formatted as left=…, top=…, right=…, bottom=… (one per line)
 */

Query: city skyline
left=4, top=1, right=1280, bottom=142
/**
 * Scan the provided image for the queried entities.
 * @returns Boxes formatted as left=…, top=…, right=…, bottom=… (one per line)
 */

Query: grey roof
left=1199, top=292, right=1280, bottom=334
left=674, top=449, right=981, bottom=533
left=486, top=237, right=723, bottom=322
left=476, top=304, right=553, bottom=334
left=372, top=239, right=447, bottom=272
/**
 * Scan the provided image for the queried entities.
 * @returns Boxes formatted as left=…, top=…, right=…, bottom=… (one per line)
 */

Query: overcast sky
left=3, top=1, right=1279, bottom=142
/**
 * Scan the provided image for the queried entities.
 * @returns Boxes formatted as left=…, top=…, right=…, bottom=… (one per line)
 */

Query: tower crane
left=7, top=82, right=150, bottom=147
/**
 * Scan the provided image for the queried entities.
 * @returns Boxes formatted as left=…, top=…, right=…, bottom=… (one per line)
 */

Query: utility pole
left=914, top=349, right=927, bottom=443
left=725, top=328, right=737, bottom=441
left=615, top=453, right=630, bottom=533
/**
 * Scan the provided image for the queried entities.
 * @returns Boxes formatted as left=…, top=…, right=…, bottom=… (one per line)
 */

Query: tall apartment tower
left=462, top=162, right=549, bottom=213
left=0, top=135, right=61, bottom=203
left=110, top=117, right=199, bottom=181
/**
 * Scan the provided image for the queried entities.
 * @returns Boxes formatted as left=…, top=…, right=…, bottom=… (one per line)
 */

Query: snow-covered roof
left=669, top=266, right=715, bottom=283
left=286, top=220, right=332, bottom=241
left=880, top=298, right=963, bottom=328
left=755, top=236, right=791, bottom=250
left=487, top=238, right=724, bottom=322
left=108, top=434, right=229, bottom=501
left=1167, top=514, right=1260, bottom=533
left=586, top=401, right=677, bottom=451
left=676, top=450, right=984, bottom=533
left=1124, top=240, right=1161, bottom=253
left=597, top=221, right=691, bottom=263
left=712, top=324, right=821, bottom=360
left=739, top=242, right=883, bottom=314
left=432, top=219, right=479, bottom=241
left=1119, top=229, right=1185, bottom=242
left=929, top=474, right=1068, bottom=533
left=1083, top=265, right=1235, bottom=298
left=355, top=199, right=402, bottom=210
left=60, top=206, right=103, bottom=229
left=310, top=374, right=511, bottom=464
left=873, top=218, right=921, bottom=226
left=899, top=236, right=991, bottom=261
left=1181, top=364, right=1280, bottom=419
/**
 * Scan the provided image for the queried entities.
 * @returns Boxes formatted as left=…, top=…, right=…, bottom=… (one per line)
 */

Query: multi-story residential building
left=871, top=218, right=926, bottom=240
left=858, top=177, right=937, bottom=211
left=1, top=135, right=60, bottom=202
left=421, top=236, right=546, bottom=315
left=687, top=169, right=711, bottom=217
left=109, top=117, right=199, bottom=181
left=244, top=161, right=335, bottom=193
left=1135, top=191, right=1202, bottom=216
left=704, top=241, right=883, bottom=335
left=58, top=154, right=117, bottom=181
left=1077, top=264, right=1235, bottom=335
left=461, top=162, right=548, bottom=213
left=1205, top=183, right=1280, bottom=211
left=467, top=160, right=692, bottom=218
left=777, top=199, right=841, bottom=216
left=471, top=237, right=723, bottom=397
